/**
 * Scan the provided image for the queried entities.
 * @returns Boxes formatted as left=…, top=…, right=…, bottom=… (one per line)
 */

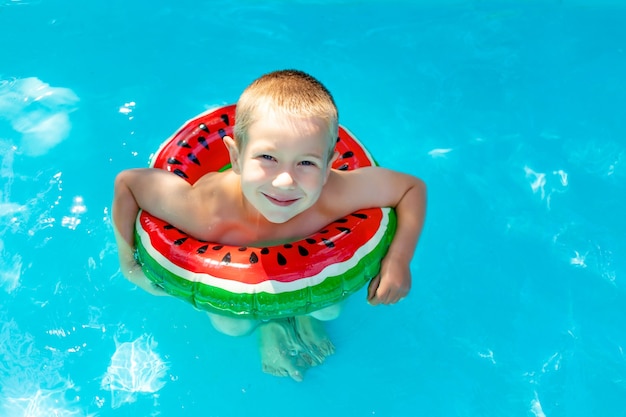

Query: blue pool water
left=1, top=1, right=626, bottom=416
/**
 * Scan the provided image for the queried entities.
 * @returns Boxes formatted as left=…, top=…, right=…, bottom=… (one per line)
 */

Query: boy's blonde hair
left=233, top=70, right=339, bottom=160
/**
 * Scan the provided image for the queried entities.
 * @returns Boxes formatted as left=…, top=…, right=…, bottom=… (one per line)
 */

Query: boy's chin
left=262, top=212, right=297, bottom=224
left=258, top=206, right=305, bottom=224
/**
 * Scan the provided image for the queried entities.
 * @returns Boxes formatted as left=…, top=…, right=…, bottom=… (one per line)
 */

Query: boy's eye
left=260, top=154, right=276, bottom=162
left=299, top=160, right=317, bottom=167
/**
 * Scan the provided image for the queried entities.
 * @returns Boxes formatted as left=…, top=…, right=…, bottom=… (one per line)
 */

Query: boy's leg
left=207, top=312, right=259, bottom=336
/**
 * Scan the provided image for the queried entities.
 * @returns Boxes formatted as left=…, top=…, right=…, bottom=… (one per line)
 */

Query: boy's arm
left=112, top=168, right=204, bottom=246
left=113, top=223, right=167, bottom=296
left=330, top=167, right=426, bottom=305
left=112, top=168, right=200, bottom=295
left=367, top=175, right=426, bottom=305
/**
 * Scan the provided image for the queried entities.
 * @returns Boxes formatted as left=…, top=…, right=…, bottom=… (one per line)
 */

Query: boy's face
left=226, top=109, right=335, bottom=224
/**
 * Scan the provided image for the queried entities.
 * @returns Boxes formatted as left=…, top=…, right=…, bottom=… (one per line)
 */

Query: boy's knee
left=207, top=313, right=258, bottom=336
left=309, top=303, right=342, bottom=321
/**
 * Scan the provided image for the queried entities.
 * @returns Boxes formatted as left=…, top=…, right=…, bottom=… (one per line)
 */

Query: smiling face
left=225, top=107, right=336, bottom=224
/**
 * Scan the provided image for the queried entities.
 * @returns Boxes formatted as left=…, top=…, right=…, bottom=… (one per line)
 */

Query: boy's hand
left=114, top=224, right=167, bottom=297
left=366, top=257, right=411, bottom=305
left=121, top=259, right=168, bottom=297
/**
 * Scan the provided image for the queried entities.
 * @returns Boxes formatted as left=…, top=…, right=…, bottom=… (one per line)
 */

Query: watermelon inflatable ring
left=134, top=104, right=397, bottom=319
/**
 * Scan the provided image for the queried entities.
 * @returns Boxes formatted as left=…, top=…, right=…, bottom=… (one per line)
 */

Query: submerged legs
left=207, top=306, right=340, bottom=381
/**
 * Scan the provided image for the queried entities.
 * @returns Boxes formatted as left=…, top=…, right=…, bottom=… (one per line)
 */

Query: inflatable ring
left=134, top=104, right=397, bottom=319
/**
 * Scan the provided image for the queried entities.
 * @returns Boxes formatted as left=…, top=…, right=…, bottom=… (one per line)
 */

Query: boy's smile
left=263, top=193, right=300, bottom=207
left=225, top=109, right=334, bottom=224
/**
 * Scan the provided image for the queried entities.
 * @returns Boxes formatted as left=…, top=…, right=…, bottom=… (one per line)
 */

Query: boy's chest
left=200, top=178, right=340, bottom=246
left=208, top=209, right=330, bottom=247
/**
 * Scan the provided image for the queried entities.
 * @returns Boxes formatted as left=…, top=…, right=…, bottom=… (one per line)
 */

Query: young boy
left=112, top=69, right=426, bottom=381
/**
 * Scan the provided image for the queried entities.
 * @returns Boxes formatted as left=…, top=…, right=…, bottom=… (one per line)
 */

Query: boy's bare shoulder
left=183, top=171, right=244, bottom=240
left=319, top=166, right=422, bottom=215
left=317, top=168, right=380, bottom=216
left=322, top=167, right=381, bottom=197
left=194, top=170, right=242, bottom=196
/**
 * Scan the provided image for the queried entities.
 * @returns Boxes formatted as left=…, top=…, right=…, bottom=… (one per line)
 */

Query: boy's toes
left=288, top=369, right=304, bottom=382
left=262, top=364, right=287, bottom=378
left=321, top=340, right=336, bottom=356
left=299, top=351, right=319, bottom=367
left=262, top=363, right=304, bottom=382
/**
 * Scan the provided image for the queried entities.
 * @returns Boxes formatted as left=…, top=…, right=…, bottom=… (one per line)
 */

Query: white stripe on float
left=136, top=208, right=391, bottom=295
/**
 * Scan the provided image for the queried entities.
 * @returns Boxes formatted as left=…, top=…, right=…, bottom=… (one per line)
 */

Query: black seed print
left=336, top=136, right=341, bottom=142
left=277, top=252, right=287, bottom=266
left=283, top=243, right=293, bottom=249
left=238, top=247, right=247, bottom=251
left=336, top=227, right=350, bottom=234
left=298, top=245, right=309, bottom=256
left=177, top=139, right=191, bottom=148
left=164, top=224, right=174, bottom=230
left=174, top=237, right=187, bottom=245
left=334, top=218, right=348, bottom=223
left=351, top=212, right=368, bottom=219
left=218, top=128, right=227, bottom=139
left=199, top=123, right=209, bottom=132
left=167, top=157, right=182, bottom=165
left=221, top=253, right=231, bottom=264
left=320, top=229, right=329, bottom=234
left=173, top=169, right=188, bottom=179
left=322, top=238, right=334, bottom=248
left=221, top=114, right=230, bottom=126
left=338, top=163, right=349, bottom=171
left=212, top=245, right=223, bottom=250
left=198, top=136, right=210, bottom=149
left=305, top=238, right=316, bottom=244
left=261, top=248, right=270, bottom=255
left=197, top=245, right=208, bottom=254
left=187, top=153, right=200, bottom=165
left=249, top=252, right=259, bottom=263
left=341, top=151, right=354, bottom=159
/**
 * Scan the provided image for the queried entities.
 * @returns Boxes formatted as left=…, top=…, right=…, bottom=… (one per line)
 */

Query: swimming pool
left=1, top=0, right=625, bottom=415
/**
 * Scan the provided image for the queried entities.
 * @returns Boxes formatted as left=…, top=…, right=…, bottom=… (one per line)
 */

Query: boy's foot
left=258, top=316, right=335, bottom=381
left=293, top=315, right=335, bottom=364
left=259, top=318, right=310, bottom=381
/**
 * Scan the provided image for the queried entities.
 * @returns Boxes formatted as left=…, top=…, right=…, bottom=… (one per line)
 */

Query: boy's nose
left=272, top=171, right=296, bottom=189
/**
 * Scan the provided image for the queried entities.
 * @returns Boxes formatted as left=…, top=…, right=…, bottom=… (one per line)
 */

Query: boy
left=112, top=69, right=426, bottom=381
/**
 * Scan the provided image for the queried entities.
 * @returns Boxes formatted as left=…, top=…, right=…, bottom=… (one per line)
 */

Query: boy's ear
left=329, top=150, right=340, bottom=166
left=223, top=136, right=241, bottom=174
left=324, top=150, right=340, bottom=184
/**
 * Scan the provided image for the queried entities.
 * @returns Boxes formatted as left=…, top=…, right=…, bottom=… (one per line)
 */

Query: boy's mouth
left=263, top=193, right=300, bottom=207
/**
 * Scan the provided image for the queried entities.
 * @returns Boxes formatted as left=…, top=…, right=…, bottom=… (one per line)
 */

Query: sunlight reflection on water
left=100, top=334, right=169, bottom=409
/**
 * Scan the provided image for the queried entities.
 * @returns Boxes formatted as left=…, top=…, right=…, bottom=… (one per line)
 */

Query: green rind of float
left=135, top=209, right=397, bottom=320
